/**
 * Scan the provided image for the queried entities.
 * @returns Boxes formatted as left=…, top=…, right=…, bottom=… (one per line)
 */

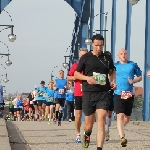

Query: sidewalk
left=0, top=118, right=11, bottom=150
left=10, top=121, right=150, bottom=150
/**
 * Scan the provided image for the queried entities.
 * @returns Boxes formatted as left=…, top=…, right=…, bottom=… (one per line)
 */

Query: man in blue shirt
left=53, top=70, right=67, bottom=126
left=114, top=48, right=142, bottom=147
left=36, top=81, right=47, bottom=121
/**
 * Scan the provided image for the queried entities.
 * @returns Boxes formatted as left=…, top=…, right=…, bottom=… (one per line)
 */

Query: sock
left=85, top=130, right=92, bottom=136
left=56, top=111, right=59, bottom=119
left=97, top=147, right=102, bottom=150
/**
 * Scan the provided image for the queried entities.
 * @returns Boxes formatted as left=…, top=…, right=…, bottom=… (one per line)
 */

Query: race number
left=121, top=91, right=132, bottom=99
left=59, top=89, right=64, bottom=94
left=93, top=72, right=106, bottom=85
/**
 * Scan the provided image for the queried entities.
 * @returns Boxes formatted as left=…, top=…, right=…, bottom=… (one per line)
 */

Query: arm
left=67, top=64, right=76, bottom=81
left=133, top=63, right=142, bottom=83
left=109, top=71, right=116, bottom=85
left=67, top=76, right=75, bottom=81
left=74, top=71, right=89, bottom=81
left=53, top=81, right=57, bottom=90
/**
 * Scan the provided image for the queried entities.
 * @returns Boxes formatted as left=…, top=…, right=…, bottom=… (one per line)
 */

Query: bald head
left=118, top=48, right=128, bottom=63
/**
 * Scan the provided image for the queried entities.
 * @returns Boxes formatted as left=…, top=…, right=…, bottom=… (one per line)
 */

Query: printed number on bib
left=93, top=72, right=106, bottom=85
left=30, top=101, right=33, bottom=104
left=48, top=97, right=53, bottom=102
left=121, top=91, right=132, bottom=99
left=59, top=89, right=64, bottom=94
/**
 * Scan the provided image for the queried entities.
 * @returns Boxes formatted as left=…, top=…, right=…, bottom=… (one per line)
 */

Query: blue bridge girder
left=0, top=0, right=12, bottom=13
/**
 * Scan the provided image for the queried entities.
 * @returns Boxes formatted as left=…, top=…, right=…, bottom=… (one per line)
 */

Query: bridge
left=0, top=0, right=150, bottom=121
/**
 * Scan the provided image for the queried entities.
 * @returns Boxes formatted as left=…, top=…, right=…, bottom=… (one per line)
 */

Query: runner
left=103, top=51, right=114, bottom=141
left=32, top=85, right=39, bottom=120
left=23, top=98, right=30, bottom=121
left=53, top=70, right=67, bottom=126
left=27, top=90, right=34, bottom=120
left=8, top=97, right=14, bottom=120
left=114, top=48, right=142, bottom=147
left=67, top=48, right=88, bottom=143
left=16, top=94, right=23, bottom=121
left=74, top=34, right=116, bottom=150
left=36, top=81, right=47, bottom=121
left=13, top=95, right=18, bottom=121
left=44, top=81, right=55, bottom=124
left=66, top=81, right=74, bottom=122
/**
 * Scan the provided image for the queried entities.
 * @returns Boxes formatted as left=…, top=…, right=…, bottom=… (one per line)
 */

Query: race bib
left=19, top=106, right=23, bottom=108
left=80, top=84, right=82, bottom=91
left=93, top=72, right=106, bottom=85
left=30, top=101, right=33, bottom=104
left=39, top=91, right=45, bottom=96
left=59, top=89, right=64, bottom=94
left=121, top=91, right=132, bottom=99
left=48, top=97, right=53, bottom=102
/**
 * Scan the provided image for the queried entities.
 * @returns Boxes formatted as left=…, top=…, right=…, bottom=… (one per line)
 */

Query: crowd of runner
left=5, top=34, right=150, bottom=150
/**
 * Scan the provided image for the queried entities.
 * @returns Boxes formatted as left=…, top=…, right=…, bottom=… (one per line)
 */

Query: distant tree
left=133, top=94, right=143, bottom=108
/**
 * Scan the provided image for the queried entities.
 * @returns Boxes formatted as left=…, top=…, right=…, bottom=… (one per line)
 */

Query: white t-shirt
left=13, top=98, right=17, bottom=108
left=33, top=91, right=38, bottom=101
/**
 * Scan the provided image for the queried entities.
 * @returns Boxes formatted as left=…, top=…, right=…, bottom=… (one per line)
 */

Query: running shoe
left=82, top=133, right=90, bottom=148
left=121, top=137, right=127, bottom=147
left=75, top=134, right=81, bottom=143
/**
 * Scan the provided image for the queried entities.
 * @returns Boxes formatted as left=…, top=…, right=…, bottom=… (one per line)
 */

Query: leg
left=96, top=109, right=107, bottom=148
left=117, top=113, right=125, bottom=138
left=124, top=115, right=130, bottom=126
left=55, top=99, right=60, bottom=120
left=71, top=101, right=74, bottom=120
left=50, top=105, right=53, bottom=119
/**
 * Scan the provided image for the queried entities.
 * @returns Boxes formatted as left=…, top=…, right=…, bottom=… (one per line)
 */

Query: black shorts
left=24, top=110, right=29, bottom=114
left=46, top=102, right=54, bottom=106
left=33, top=101, right=37, bottom=105
left=82, top=91, right=110, bottom=116
left=114, top=94, right=134, bottom=116
left=37, top=100, right=46, bottom=106
left=108, top=90, right=114, bottom=111
left=55, top=98, right=65, bottom=107
left=74, top=96, right=82, bottom=110
left=29, top=104, right=34, bottom=110
left=14, top=108, right=22, bottom=111
left=9, top=108, right=14, bottom=113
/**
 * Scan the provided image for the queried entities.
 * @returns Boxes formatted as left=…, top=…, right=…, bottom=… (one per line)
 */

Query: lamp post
left=62, top=56, right=71, bottom=69
left=128, top=0, right=140, bottom=5
left=85, top=12, right=108, bottom=52
left=51, top=66, right=58, bottom=80
left=3, top=73, right=9, bottom=83
left=0, top=25, right=16, bottom=42
left=0, top=41, right=12, bottom=66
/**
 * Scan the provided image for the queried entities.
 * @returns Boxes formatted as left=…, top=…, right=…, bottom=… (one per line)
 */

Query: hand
left=128, top=78, right=134, bottom=84
left=87, top=76, right=96, bottom=85
left=110, top=82, right=117, bottom=90
left=147, top=70, right=150, bottom=77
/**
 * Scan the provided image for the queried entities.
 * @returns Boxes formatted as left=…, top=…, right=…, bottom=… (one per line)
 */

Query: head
left=79, top=48, right=88, bottom=58
left=18, top=94, right=22, bottom=100
left=40, top=81, right=45, bottom=87
left=48, top=80, right=54, bottom=89
left=68, top=81, right=73, bottom=88
left=92, top=34, right=104, bottom=55
left=118, top=48, right=128, bottom=63
left=59, top=70, right=64, bottom=78
left=26, top=98, right=29, bottom=101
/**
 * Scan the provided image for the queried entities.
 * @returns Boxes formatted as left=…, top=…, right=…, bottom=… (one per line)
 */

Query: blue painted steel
left=111, top=0, right=116, bottom=61
left=90, top=0, right=95, bottom=50
left=0, top=0, right=11, bottom=12
left=100, top=0, right=104, bottom=35
left=143, top=0, right=150, bottom=121
left=125, top=1, right=132, bottom=60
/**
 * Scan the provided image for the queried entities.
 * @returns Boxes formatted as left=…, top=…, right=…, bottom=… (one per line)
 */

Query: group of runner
left=7, top=33, right=148, bottom=150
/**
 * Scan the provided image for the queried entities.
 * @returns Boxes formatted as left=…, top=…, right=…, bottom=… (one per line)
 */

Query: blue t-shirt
left=17, top=99, right=23, bottom=108
left=66, top=87, right=74, bottom=101
left=45, top=88, right=55, bottom=102
left=55, top=78, right=67, bottom=98
left=36, top=86, right=48, bottom=100
left=114, top=61, right=142, bottom=95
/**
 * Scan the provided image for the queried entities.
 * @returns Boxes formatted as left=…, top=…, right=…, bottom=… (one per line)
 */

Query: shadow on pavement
left=6, top=121, right=31, bottom=150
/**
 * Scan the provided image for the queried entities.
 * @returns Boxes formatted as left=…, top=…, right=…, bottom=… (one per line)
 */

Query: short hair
left=92, top=34, right=104, bottom=43
left=104, top=51, right=111, bottom=56
left=79, top=48, right=88, bottom=52
left=59, top=70, right=64, bottom=73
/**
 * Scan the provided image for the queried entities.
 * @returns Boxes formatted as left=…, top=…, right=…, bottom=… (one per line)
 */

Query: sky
left=0, top=0, right=146, bottom=94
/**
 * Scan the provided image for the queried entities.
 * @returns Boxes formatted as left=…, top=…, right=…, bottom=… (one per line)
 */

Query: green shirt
left=9, top=101, right=14, bottom=108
